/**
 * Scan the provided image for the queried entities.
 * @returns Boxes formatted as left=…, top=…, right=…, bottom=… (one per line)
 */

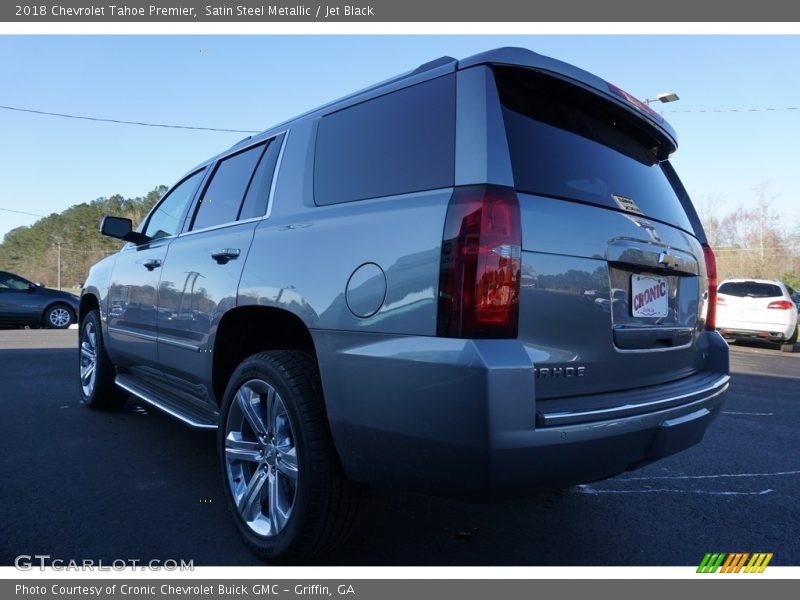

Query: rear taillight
left=703, top=244, right=717, bottom=331
left=767, top=300, right=795, bottom=310
left=437, top=185, right=521, bottom=338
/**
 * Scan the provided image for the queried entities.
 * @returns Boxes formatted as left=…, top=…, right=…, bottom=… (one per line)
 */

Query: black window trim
left=177, top=131, right=288, bottom=238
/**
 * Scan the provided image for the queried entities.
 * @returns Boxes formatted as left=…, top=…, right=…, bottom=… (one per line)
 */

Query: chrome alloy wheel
left=50, top=307, right=71, bottom=328
left=79, top=321, right=97, bottom=397
left=224, top=379, right=299, bottom=537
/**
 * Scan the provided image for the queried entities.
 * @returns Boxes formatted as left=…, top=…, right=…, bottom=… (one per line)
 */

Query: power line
left=664, top=107, right=799, bottom=114
left=0, top=206, right=46, bottom=218
left=0, top=104, right=260, bottom=134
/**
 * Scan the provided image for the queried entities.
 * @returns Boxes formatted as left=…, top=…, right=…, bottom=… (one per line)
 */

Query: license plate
left=631, top=274, right=668, bottom=318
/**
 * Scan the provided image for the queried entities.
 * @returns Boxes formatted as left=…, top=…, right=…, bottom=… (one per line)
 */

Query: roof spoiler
left=458, top=46, right=678, bottom=153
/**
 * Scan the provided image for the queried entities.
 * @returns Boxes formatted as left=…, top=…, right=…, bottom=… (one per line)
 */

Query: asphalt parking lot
left=0, top=329, right=797, bottom=566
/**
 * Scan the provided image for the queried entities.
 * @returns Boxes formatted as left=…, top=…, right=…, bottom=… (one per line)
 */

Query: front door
left=104, top=169, right=207, bottom=368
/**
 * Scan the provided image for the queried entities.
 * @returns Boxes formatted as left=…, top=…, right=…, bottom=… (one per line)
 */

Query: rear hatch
left=493, top=66, right=712, bottom=410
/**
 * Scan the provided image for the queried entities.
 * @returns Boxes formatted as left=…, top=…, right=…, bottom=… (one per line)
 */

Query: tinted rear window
left=495, top=67, right=693, bottom=232
left=314, top=75, right=456, bottom=206
left=718, top=282, right=783, bottom=298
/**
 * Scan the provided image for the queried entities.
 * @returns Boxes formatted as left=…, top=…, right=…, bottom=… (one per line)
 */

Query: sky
left=1, top=34, right=799, bottom=242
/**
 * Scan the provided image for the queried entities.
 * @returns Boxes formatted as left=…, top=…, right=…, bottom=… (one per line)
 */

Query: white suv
left=716, top=279, right=798, bottom=352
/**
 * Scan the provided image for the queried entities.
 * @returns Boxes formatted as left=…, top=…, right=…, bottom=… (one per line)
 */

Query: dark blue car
left=0, top=270, right=79, bottom=328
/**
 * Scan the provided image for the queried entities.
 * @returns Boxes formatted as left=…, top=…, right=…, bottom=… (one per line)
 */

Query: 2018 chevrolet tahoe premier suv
left=79, top=47, right=729, bottom=562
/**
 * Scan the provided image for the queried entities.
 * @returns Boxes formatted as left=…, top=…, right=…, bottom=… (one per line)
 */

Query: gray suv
left=80, top=47, right=729, bottom=562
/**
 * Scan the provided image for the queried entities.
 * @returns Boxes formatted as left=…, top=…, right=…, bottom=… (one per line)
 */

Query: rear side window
left=718, top=282, right=783, bottom=298
left=192, top=143, right=266, bottom=231
left=314, top=75, right=456, bottom=206
left=0, top=272, right=30, bottom=290
left=494, top=67, right=693, bottom=232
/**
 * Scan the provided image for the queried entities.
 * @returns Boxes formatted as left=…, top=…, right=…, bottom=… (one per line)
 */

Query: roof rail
left=412, top=56, right=457, bottom=75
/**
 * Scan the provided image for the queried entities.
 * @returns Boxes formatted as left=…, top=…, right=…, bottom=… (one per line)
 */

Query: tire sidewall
left=79, top=311, right=104, bottom=404
left=218, top=355, right=315, bottom=561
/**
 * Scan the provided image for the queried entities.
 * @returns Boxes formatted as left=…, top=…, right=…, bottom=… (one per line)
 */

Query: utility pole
left=56, top=241, right=62, bottom=290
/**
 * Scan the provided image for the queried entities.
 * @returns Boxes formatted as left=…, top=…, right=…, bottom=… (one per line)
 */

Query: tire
left=79, top=310, right=127, bottom=409
left=218, top=350, right=360, bottom=563
left=780, top=327, right=798, bottom=353
left=45, top=303, right=75, bottom=329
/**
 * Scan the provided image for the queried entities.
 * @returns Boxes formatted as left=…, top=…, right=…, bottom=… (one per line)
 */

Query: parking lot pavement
left=0, top=328, right=77, bottom=349
left=0, top=330, right=797, bottom=566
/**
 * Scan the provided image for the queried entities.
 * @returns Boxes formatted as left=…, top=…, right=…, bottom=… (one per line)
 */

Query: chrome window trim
left=264, top=129, right=289, bottom=220
left=177, top=216, right=264, bottom=238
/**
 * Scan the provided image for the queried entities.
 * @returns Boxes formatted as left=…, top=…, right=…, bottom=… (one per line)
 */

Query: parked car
left=79, top=47, right=729, bottom=562
left=716, top=278, right=798, bottom=352
left=0, top=270, right=79, bottom=329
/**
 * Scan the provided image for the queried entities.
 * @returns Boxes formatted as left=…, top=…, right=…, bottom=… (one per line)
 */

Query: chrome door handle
left=142, top=259, right=162, bottom=271
left=211, top=248, right=241, bottom=264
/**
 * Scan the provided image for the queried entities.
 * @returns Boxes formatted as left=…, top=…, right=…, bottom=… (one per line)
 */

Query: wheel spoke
left=268, top=469, right=289, bottom=533
left=265, top=386, right=284, bottom=435
left=238, top=469, right=267, bottom=521
left=81, top=363, right=95, bottom=384
left=236, top=386, right=268, bottom=436
left=276, top=447, right=298, bottom=480
left=225, top=434, right=261, bottom=463
left=80, top=344, right=95, bottom=359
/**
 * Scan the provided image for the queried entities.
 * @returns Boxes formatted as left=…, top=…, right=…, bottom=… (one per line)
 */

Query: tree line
left=699, top=185, right=800, bottom=289
left=0, top=186, right=166, bottom=289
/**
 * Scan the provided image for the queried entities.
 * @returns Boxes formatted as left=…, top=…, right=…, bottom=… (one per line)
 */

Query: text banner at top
left=4, top=0, right=800, bottom=22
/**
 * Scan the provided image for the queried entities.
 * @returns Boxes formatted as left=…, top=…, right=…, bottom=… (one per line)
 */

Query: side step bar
left=115, top=374, right=218, bottom=430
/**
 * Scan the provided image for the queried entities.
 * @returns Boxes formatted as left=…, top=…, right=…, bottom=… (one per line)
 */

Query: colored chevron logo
left=697, top=552, right=773, bottom=573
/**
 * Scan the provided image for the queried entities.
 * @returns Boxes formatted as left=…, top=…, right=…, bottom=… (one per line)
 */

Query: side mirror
left=28, top=282, right=42, bottom=291
left=100, top=216, right=149, bottom=245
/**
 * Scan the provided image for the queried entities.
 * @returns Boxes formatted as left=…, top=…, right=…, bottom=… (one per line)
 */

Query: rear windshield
left=494, top=66, right=693, bottom=232
left=718, top=282, right=783, bottom=298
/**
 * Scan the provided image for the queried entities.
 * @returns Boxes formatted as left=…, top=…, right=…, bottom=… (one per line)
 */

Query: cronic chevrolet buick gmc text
left=79, top=47, right=729, bottom=562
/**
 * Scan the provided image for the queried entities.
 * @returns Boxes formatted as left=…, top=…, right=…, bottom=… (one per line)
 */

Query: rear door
left=492, top=66, right=710, bottom=402
left=155, top=135, right=284, bottom=402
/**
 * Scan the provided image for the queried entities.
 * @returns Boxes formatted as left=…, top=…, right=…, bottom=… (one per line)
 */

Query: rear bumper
left=716, top=314, right=797, bottom=341
left=718, top=326, right=795, bottom=342
left=313, top=330, right=729, bottom=500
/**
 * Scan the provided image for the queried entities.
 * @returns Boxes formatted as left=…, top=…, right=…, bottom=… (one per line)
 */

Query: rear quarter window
left=313, top=74, right=456, bottom=206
